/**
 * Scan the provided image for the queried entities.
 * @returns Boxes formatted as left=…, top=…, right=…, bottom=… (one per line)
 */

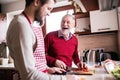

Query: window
left=46, top=9, right=74, bottom=34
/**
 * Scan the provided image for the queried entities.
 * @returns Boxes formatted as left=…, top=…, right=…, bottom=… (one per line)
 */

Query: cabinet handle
left=98, top=28, right=110, bottom=31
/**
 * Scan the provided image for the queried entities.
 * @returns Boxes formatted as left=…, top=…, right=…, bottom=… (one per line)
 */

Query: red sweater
left=44, top=31, right=80, bottom=67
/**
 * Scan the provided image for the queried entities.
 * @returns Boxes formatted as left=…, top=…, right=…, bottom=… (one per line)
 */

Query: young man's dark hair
left=25, top=0, right=56, bottom=7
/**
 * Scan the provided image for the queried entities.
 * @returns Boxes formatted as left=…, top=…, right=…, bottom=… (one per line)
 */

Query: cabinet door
left=90, top=9, right=118, bottom=33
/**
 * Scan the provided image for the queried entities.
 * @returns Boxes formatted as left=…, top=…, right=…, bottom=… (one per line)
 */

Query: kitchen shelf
left=74, top=30, right=118, bottom=36
left=73, top=12, right=89, bottom=18
left=74, top=30, right=91, bottom=35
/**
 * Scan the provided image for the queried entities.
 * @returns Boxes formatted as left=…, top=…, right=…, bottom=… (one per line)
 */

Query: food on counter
left=103, top=59, right=119, bottom=73
left=111, top=66, right=120, bottom=80
left=79, top=67, right=88, bottom=72
left=67, top=67, right=94, bottom=75
left=104, top=59, right=114, bottom=63
left=79, top=63, right=89, bottom=72
left=104, top=61, right=115, bottom=73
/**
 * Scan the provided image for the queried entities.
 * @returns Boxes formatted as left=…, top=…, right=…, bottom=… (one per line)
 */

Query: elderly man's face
left=61, top=15, right=75, bottom=34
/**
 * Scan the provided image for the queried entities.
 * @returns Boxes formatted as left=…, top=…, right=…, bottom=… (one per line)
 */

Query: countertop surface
left=0, top=62, right=117, bottom=80
left=0, top=63, right=14, bottom=69
left=66, top=66, right=115, bottom=80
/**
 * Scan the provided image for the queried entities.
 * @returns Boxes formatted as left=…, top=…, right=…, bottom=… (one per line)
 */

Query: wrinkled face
left=61, top=15, right=75, bottom=34
left=35, top=0, right=54, bottom=26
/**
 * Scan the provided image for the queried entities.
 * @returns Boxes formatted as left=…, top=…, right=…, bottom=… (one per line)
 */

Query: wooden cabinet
left=74, top=12, right=91, bottom=35
left=74, top=9, right=118, bottom=35
left=76, top=17, right=90, bottom=32
left=0, top=63, right=20, bottom=80
left=74, top=12, right=90, bottom=32
left=73, top=1, right=118, bottom=35
left=73, top=0, right=98, bottom=35
left=90, top=9, right=118, bottom=33
left=0, top=69, right=17, bottom=80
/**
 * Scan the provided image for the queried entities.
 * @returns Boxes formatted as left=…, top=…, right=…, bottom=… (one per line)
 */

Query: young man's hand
left=47, top=67, right=66, bottom=74
left=55, top=59, right=67, bottom=69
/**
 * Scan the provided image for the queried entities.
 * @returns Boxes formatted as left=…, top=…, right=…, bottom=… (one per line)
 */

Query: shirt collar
left=58, top=30, right=72, bottom=40
left=32, top=21, right=41, bottom=27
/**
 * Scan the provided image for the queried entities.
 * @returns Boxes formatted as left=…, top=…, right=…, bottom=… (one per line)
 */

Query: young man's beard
left=35, top=17, right=44, bottom=26
left=34, top=9, right=44, bottom=26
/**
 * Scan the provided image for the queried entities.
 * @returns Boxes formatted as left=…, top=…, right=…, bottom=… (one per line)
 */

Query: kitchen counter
left=66, top=66, right=115, bottom=80
left=0, top=63, right=14, bottom=69
left=81, top=67, right=115, bottom=80
left=0, top=63, right=116, bottom=80
left=0, top=63, right=16, bottom=80
left=70, top=61, right=117, bottom=80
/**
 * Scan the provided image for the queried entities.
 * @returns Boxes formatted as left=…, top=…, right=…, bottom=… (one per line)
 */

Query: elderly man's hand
left=77, top=62, right=88, bottom=71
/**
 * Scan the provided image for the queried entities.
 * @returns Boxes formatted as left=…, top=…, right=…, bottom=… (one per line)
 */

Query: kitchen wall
left=1, top=0, right=120, bottom=55
left=1, top=0, right=24, bottom=13
left=77, top=32, right=119, bottom=53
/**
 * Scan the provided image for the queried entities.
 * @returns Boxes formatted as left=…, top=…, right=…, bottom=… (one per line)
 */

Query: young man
left=7, top=0, right=80, bottom=80
left=45, top=14, right=87, bottom=70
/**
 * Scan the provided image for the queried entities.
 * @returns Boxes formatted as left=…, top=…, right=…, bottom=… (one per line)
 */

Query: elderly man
left=45, top=14, right=87, bottom=70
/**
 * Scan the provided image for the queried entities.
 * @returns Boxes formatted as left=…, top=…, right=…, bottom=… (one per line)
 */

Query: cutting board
left=66, top=67, right=95, bottom=75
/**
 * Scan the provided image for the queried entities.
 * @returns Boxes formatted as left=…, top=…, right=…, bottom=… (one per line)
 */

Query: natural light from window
left=46, top=9, right=74, bottom=34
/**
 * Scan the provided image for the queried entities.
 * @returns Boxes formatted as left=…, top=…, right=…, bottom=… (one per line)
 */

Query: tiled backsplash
left=77, top=32, right=118, bottom=53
